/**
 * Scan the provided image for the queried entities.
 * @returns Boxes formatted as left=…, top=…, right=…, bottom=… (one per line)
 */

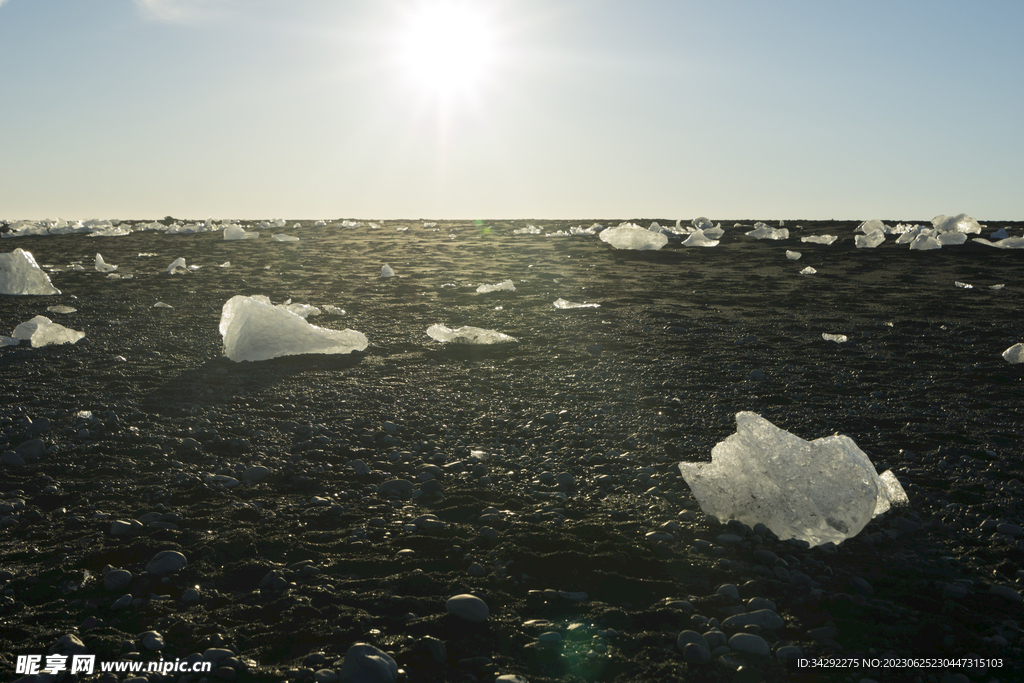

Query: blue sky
left=1, top=0, right=1021, bottom=220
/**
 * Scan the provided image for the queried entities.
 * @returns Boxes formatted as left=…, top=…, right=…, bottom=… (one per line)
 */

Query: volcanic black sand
left=1, top=219, right=1023, bottom=683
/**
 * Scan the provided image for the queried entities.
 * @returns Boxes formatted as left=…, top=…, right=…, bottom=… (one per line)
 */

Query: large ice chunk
left=224, top=225, right=259, bottom=240
left=426, top=324, right=518, bottom=344
left=745, top=223, right=789, bottom=240
left=599, top=223, right=668, bottom=250
left=0, top=249, right=61, bottom=295
left=678, top=412, right=908, bottom=547
left=219, top=295, right=368, bottom=362
left=1003, top=343, right=1024, bottom=364
left=12, top=315, right=85, bottom=347
left=932, top=213, right=982, bottom=234
left=854, top=232, right=885, bottom=248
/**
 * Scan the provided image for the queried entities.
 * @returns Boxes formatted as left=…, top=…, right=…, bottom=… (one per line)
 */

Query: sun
left=393, top=0, right=503, bottom=101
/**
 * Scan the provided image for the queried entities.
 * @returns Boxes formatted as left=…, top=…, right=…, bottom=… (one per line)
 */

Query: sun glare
left=393, top=1, right=503, bottom=101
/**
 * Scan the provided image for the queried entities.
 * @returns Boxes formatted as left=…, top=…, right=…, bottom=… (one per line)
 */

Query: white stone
left=678, top=412, right=908, bottom=547
left=0, top=249, right=61, bottom=295
left=220, top=295, right=368, bottom=362
left=446, top=594, right=489, bottom=622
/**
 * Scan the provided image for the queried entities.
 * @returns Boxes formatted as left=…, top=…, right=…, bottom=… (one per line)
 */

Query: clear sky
left=2, top=0, right=1022, bottom=221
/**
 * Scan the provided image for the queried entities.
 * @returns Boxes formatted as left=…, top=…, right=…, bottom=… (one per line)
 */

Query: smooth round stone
left=997, top=522, right=1023, bottom=536
left=775, top=645, right=802, bottom=661
left=49, top=633, right=87, bottom=655
left=716, top=584, right=740, bottom=600
left=721, top=609, right=785, bottom=630
left=537, top=631, right=561, bottom=644
left=339, top=642, right=398, bottom=683
left=203, top=648, right=236, bottom=664
left=989, top=585, right=1023, bottom=603
left=242, top=466, right=271, bottom=483
left=111, top=594, right=132, bottom=610
left=675, top=630, right=704, bottom=652
left=378, top=479, right=414, bottom=498
left=703, top=630, right=727, bottom=650
left=141, top=631, right=165, bottom=650
left=1, top=451, right=25, bottom=465
left=104, top=569, right=132, bottom=591
left=683, top=642, right=712, bottom=664
left=746, top=597, right=776, bottom=611
left=314, top=669, right=339, bottom=683
left=110, top=520, right=142, bottom=536
left=347, top=460, right=370, bottom=475
left=467, top=563, right=486, bottom=576
left=182, top=588, right=201, bottom=604
left=446, top=594, right=489, bottom=622
left=646, top=532, right=674, bottom=542
left=555, top=472, right=575, bottom=486
left=213, top=666, right=236, bottom=679
left=729, top=633, right=770, bottom=656
left=146, top=550, right=187, bottom=576
left=413, top=636, right=447, bottom=664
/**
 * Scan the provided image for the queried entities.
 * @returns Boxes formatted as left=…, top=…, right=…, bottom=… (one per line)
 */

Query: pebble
left=15, top=438, right=46, bottom=459
left=721, top=609, right=785, bottom=630
left=141, top=631, right=165, bottom=650
left=314, top=669, right=339, bottom=683
left=446, top=594, right=489, bottom=622
left=378, top=479, right=414, bottom=498
left=347, top=460, right=370, bottom=475
left=776, top=645, right=802, bottom=661
left=145, top=550, right=188, bottom=576
left=728, top=633, right=771, bottom=656
left=104, top=569, right=132, bottom=591
left=242, top=465, right=271, bottom=483
left=1, top=451, right=25, bottom=465
left=716, top=584, right=740, bottom=600
left=339, top=642, right=398, bottom=683
left=989, top=585, right=1023, bottom=603
left=467, top=563, right=486, bottom=576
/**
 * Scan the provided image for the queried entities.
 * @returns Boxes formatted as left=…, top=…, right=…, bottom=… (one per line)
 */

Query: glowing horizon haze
left=1, top=0, right=1022, bottom=221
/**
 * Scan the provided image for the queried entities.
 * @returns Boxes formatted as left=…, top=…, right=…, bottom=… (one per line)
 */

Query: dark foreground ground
left=1, top=218, right=1023, bottom=683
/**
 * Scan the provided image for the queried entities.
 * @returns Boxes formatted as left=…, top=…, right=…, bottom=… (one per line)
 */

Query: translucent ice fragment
left=94, top=254, right=118, bottom=272
left=990, top=228, right=1009, bottom=240
left=167, top=257, right=187, bottom=274
left=153, top=302, right=173, bottom=308
left=1003, top=343, right=1024, bottom=364
left=12, top=315, right=85, bottom=347
left=682, top=230, right=719, bottom=247
left=323, top=305, right=346, bottom=315
left=932, top=213, right=982, bottom=234
left=677, top=412, right=908, bottom=547
left=973, top=237, right=1024, bottom=249
left=854, top=232, right=885, bottom=248
left=426, top=324, right=518, bottom=344
left=219, top=261, right=231, bottom=268
left=476, top=279, right=515, bottom=293
left=800, top=235, right=837, bottom=245
left=284, top=303, right=321, bottom=318
left=822, top=333, right=848, bottom=343
left=554, top=298, right=600, bottom=309
left=857, top=219, right=888, bottom=234
left=381, top=265, right=395, bottom=278
left=786, top=251, right=801, bottom=260
left=990, top=284, right=1005, bottom=290
left=47, top=305, right=76, bottom=314
left=909, top=234, right=941, bottom=251
left=0, top=249, right=61, bottom=295
left=938, top=232, right=967, bottom=246
left=599, top=223, right=668, bottom=250
left=514, top=225, right=542, bottom=235
left=1, top=336, right=18, bottom=347
left=800, top=266, right=817, bottom=275
left=745, top=223, right=789, bottom=240
left=954, top=281, right=973, bottom=289
left=224, top=225, right=259, bottom=240
left=219, top=295, right=368, bottom=362
left=272, top=233, right=299, bottom=242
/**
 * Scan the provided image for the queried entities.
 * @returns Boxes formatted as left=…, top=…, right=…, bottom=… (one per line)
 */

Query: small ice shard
left=272, top=233, right=300, bottom=242
left=822, top=333, right=848, bottom=343
left=188, top=265, right=202, bottom=271
left=990, top=284, right=1005, bottom=290
left=1, top=336, right=18, bottom=347
left=153, top=302, right=173, bottom=308
left=786, top=250, right=801, bottom=260
left=932, top=213, right=982, bottom=234
left=1003, top=343, right=1024, bottom=364
left=677, top=412, right=909, bottom=547
left=0, top=249, right=61, bottom=295
left=219, top=261, right=231, bottom=268
left=426, top=324, right=518, bottom=344
left=219, top=295, right=368, bottom=362
left=323, top=305, right=346, bottom=315
left=990, top=227, right=1009, bottom=240
left=800, top=266, right=817, bottom=275
left=895, top=227, right=922, bottom=244
left=47, top=305, right=76, bottom=314
left=94, top=253, right=118, bottom=272
left=476, top=279, right=515, bottom=293
left=599, top=223, right=669, bottom=250
left=106, top=273, right=121, bottom=279
left=167, top=257, right=187, bottom=274
left=554, top=298, right=600, bottom=309
left=909, top=234, right=941, bottom=251
left=12, top=315, right=85, bottom=347
left=954, top=281, right=973, bottom=289
left=854, top=232, right=885, bottom=248
left=682, top=230, right=719, bottom=247
left=224, top=225, right=259, bottom=240
left=745, top=223, right=789, bottom=240
left=801, top=235, right=837, bottom=245
left=381, top=264, right=395, bottom=278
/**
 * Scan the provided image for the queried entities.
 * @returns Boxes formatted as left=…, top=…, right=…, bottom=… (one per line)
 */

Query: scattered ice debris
left=895, top=228, right=922, bottom=245
left=799, top=266, right=817, bottom=275
left=785, top=251, right=801, bottom=261
left=272, top=233, right=299, bottom=242
left=1003, top=343, right=1024, bottom=364
left=682, top=230, right=719, bottom=247
left=973, top=236, right=1024, bottom=249
left=745, top=223, right=789, bottom=240
left=954, top=281, right=973, bottom=289
left=219, top=295, right=368, bottom=362
left=553, top=298, right=600, bottom=309
left=381, top=265, right=395, bottom=278
left=909, top=234, right=941, bottom=251
left=87, top=224, right=133, bottom=238
left=12, top=315, right=85, bottom=347
left=932, top=213, right=982, bottom=234
left=0, top=249, right=61, bottom=295
left=167, top=257, right=187, bottom=274
left=94, top=254, right=117, bottom=272
left=822, top=333, right=848, bottom=343
left=323, top=305, right=346, bottom=315
left=426, top=324, right=518, bottom=344
left=801, top=234, right=837, bottom=245
left=854, top=232, right=885, bottom=248
left=677, top=412, right=908, bottom=547
left=423, top=221, right=437, bottom=228
left=219, top=261, right=231, bottom=268
left=153, top=302, right=173, bottom=308
left=224, top=225, right=259, bottom=240
left=138, top=252, right=158, bottom=257
left=599, top=223, right=668, bottom=250
left=47, top=305, right=76, bottom=314
left=476, top=279, right=515, bottom=293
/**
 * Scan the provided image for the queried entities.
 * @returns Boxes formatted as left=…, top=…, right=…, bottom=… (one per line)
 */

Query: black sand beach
left=2, top=219, right=1023, bottom=683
